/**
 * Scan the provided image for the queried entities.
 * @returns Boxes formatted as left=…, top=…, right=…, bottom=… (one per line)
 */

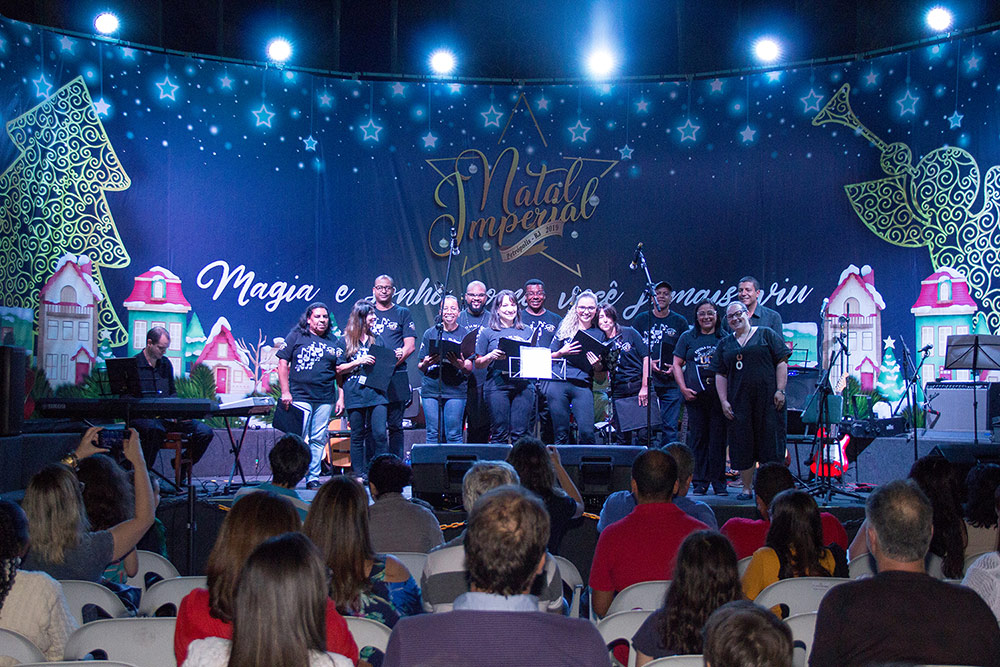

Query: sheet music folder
left=566, top=330, right=608, bottom=371
left=272, top=402, right=306, bottom=436
left=359, top=345, right=396, bottom=393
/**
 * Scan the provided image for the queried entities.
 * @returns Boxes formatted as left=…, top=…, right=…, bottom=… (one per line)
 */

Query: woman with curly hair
left=632, top=530, right=744, bottom=664
left=0, top=499, right=77, bottom=662
left=76, top=453, right=138, bottom=583
left=964, top=463, right=1000, bottom=559
left=506, top=437, right=583, bottom=554
left=742, top=489, right=845, bottom=604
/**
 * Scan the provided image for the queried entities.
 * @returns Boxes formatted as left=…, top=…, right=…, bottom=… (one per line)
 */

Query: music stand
left=943, top=334, right=1000, bottom=445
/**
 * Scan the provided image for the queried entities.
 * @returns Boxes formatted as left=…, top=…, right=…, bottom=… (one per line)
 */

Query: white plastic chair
left=553, top=555, right=584, bottom=617
left=596, top=610, right=652, bottom=667
left=126, top=550, right=180, bottom=589
left=0, top=628, right=45, bottom=664
left=753, top=577, right=849, bottom=617
left=737, top=556, right=753, bottom=577
left=848, top=554, right=875, bottom=579
left=19, top=662, right=137, bottom=666
left=606, top=580, right=669, bottom=616
left=59, top=579, right=128, bottom=626
left=390, top=552, right=428, bottom=581
left=785, top=611, right=818, bottom=667
left=643, top=656, right=705, bottom=666
left=964, top=550, right=991, bottom=575
left=63, top=617, right=176, bottom=667
left=344, top=616, right=392, bottom=656
left=138, top=575, right=207, bottom=616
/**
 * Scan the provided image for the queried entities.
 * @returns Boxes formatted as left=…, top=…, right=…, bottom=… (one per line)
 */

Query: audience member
left=721, top=462, right=847, bottom=559
left=233, top=434, right=312, bottom=520
left=22, top=427, right=154, bottom=582
left=76, top=453, right=139, bottom=583
left=506, top=437, right=584, bottom=554
left=811, top=480, right=1000, bottom=667
left=420, top=461, right=564, bottom=613
left=742, top=489, right=845, bottom=603
left=964, top=463, right=1000, bottom=558
left=367, top=453, right=444, bottom=554
left=135, top=475, right=168, bottom=557
left=384, top=486, right=611, bottom=667
left=704, top=600, right=793, bottom=667
left=962, top=484, right=1000, bottom=622
left=589, top=449, right=708, bottom=617
left=597, top=443, right=718, bottom=532
left=174, top=492, right=357, bottom=665
left=632, top=530, right=744, bottom=665
left=0, top=499, right=77, bottom=663
left=182, top=533, right=353, bottom=667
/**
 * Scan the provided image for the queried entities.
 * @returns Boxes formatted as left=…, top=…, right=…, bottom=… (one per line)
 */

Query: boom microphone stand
left=630, top=243, right=660, bottom=445
left=432, top=223, right=460, bottom=444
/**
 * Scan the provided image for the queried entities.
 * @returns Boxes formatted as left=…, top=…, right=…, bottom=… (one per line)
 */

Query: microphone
left=819, top=297, right=829, bottom=319
left=918, top=344, right=933, bottom=353
left=450, top=225, right=460, bottom=256
left=629, top=243, right=643, bottom=271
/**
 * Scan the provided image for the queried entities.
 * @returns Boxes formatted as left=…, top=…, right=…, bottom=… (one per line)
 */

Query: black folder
left=359, top=345, right=396, bottom=393
left=272, top=402, right=306, bottom=436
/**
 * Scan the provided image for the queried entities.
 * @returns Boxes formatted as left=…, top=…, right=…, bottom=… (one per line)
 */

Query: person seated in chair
left=234, top=434, right=312, bottom=520
left=367, top=453, right=444, bottom=554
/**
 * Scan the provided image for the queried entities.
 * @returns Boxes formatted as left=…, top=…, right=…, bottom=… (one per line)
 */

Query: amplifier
left=842, top=417, right=907, bottom=438
left=925, top=381, right=996, bottom=432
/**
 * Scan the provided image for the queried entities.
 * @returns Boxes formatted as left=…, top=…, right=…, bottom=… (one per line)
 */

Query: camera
left=96, top=427, right=128, bottom=458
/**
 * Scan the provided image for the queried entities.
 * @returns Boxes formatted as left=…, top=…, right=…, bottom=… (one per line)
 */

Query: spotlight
left=925, top=6, right=954, bottom=32
left=429, top=49, right=457, bottom=76
left=266, top=38, right=292, bottom=63
left=586, top=48, right=616, bottom=79
left=94, top=12, right=119, bottom=35
left=753, top=38, right=781, bottom=63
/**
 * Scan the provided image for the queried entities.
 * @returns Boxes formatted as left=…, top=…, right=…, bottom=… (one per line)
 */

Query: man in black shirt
left=131, top=327, right=214, bottom=473
left=457, top=280, right=490, bottom=443
left=520, top=279, right=562, bottom=443
left=371, top=275, right=417, bottom=459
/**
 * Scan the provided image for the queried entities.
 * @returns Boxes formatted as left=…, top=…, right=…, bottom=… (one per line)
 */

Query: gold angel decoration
left=0, top=76, right=131, bottom=346
left=813, top=83, right=1000, bottom=332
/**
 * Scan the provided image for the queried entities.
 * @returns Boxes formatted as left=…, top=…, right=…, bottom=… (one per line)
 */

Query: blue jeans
left=348, top=404, right=388, bottom=474
left=295, top=401, right=333, bottom=483
left=423, top=397, right=467, bottom=443
left=485, top=380, right=536, bottom=443
left=655, top=383, right=682, bottom=446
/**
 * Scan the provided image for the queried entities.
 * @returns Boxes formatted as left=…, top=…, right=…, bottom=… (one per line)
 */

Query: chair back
left=344, top=616, right=392, bottom=655
left=753, top=577, right=849, bottom=617
left=848, top=554, right=875, bottom=579
left=642, top=656, right=705, bottom=666
left=390, top=552, right=429, bottom=581
left=737, top=556, right=752, bottom=577
left=18, top=662, right=137, bottom=666
left=127, top=550, right=180, bottom=589
left=59, top=579, right=128, bottom=626
left=553, top=555, right=584, bottom=617
left=785, top=611, right=818, bottom=667
left=63, top=617, right=176, bottom=667
left=138, top=576, right=207, bottom=616
left=596, top=610, right=652, bottom=667
left=606, top=580, right=669, bottom=616
left=0, top=628, right=45, bottom=664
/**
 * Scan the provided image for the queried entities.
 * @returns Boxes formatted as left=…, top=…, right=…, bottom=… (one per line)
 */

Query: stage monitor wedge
left=410, top=444, right=512, bottom=510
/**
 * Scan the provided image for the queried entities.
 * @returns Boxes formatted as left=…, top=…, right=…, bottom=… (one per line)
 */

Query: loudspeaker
left=410, top=444, right=512, bottom=509
left=928, top=443, right=1000, bottom=467
left=0, top=346, right=26, bottom=437
left=555, top=445, right=644, bottom=511
left=926, top=381, right=988, bottom=432
left=785, top=367, right=820, bottom=412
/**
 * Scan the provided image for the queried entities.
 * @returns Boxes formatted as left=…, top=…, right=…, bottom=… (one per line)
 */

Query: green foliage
left=175, top=364, right=219, bottom=400
left=841, top=375, right=884, bottom=419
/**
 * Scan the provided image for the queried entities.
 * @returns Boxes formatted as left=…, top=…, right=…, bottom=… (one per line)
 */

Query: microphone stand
left=632, top=247, right=660, bottom=445
left=894, top=338, right=929, bottom=463
left=433, top=224, right=460, bottom=445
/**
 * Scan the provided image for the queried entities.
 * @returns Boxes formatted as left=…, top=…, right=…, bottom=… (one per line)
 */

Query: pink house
left=37, top=254, right=102, bottom=387
left=910, top=267, right=978, bottom=385
left=823, top=264, right=884, bottom=392
left=195, top=317, right=254, bottom=401
left=123, top=267, right=191, bottom=375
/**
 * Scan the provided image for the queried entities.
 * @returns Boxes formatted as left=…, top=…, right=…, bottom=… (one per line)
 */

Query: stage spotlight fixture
left=94, top=12, right=119, bottom=35
left=586, top=48, right=616, bottom=79
left=925, top=6, right=954, bottom=32
left=266, top=38, right=292, bottom=63
left=429, top=49, right=457, bottom=76
left=753, top=38, right=781, bottom=63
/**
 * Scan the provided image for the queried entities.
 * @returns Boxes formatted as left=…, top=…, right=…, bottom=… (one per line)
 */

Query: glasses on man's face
left=727, top=312, right=746, bottom=320
left=374, top=285, right=393, bottom=293
left=466, top=292, right=486, bottom=299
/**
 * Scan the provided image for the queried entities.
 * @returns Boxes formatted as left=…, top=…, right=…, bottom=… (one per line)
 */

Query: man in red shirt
left=589, top=449, right=708, bottom=617
left=721, top=462, right=848, bottom=559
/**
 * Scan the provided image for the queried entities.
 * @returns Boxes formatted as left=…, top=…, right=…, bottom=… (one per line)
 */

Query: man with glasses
left=458, top=281, right=490, bottom=443
left=631, top=280, right=689, bottom=445
left=520, top=279, right=561, bottom=443
left=371, top=275, right=416, bottom=460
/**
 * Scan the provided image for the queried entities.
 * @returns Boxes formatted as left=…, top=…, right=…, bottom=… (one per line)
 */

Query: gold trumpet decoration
left=812, top=83, right=1000, bottom=333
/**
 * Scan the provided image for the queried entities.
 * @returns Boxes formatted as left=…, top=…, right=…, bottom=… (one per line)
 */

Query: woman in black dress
left=336, top=299, right=388, bottom=476
left=596, top=303, right=650, bottom=445
left=710, top=302, right=789, bottom=500
left=672, top=298, right=727, bottom=495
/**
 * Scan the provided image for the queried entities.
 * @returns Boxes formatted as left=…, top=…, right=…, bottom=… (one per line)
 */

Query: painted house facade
left=822, top=264, right=884, bottom=392
left=911, top=267, right=977, bottom=386
left=123, top=267, right=191, bottom=375
left=37, top=255, right=102, bottom=387
left=195, top=317, right=255, bottom=401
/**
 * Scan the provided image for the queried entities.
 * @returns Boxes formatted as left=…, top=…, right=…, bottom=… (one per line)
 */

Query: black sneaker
left=693, top=486, right=709, bottom=496
left=305, top=480, right=322, bottom=490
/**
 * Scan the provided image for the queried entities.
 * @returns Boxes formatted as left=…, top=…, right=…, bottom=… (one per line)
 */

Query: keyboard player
left=131, top=327, right=214, bottom=473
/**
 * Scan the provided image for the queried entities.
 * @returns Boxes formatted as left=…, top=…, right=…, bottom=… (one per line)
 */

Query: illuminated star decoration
left=93, top=98, right=111, bottom=116
left=709, top=79, right=724, bottom=93
left=219, top=74, right=233, bottom=89
left=121, top=47, right=135, bottom=59
left=740, top=126, right=757, bottom=143
left=536, top=96, right=549, bottom=110
left=884, top=335, right=896, bottom=349
left=303, top=135, right=318, bottom=151
left=864, top=71, right=878, bottom=86
left=32, top=74, right=52, bottom=98
left=636, top=99, right=649, bottom=112
left=766, top=71, right=781, bottom=83
left=800, top=89, right=824, bottom=113
left=448, top=83, right=462, bottom=94
left=360, top=119, right=383, bottom=141
left=157, top=76, right=179, bottom=100
left=677, top=119, right=700, bottom=142
left=948, top=111, right=964, bottom=129
left=618, top=144, right=634, bottom=160
left=897, top=90, right=919, bottom=116
left=422, top=132, right=438, bottom=148
left=481, top=105, right=503, bottom=127
left=391, top=82, right=406, bottom=97
left=568, top=120, right=591, bottom=142
left=318, top=90, right=333, bottom=107
left=58, top=35, right=75, bottom=53
left=253, top=103, right=275, bottom=127
left=966, top=53, right=981, bottom=71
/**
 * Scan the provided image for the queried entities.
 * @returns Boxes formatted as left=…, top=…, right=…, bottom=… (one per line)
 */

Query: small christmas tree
left=94, top=330, right=113, bottom=369
left=875, top=336, right=906, bottom=405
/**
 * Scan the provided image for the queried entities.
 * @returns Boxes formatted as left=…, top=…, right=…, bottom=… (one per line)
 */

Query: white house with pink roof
left=910, top=267, right=978, bottom=385
left=37, top=254, right=102, bottom=387
left=123, top=266, right=191, bottom=375
left=195, top=317, right=255, bottom=401
left=823, top=264, right=884, bottom=391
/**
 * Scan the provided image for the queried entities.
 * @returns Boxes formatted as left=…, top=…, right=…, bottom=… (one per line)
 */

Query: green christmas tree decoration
left=875, top=336, right=905, bottom=403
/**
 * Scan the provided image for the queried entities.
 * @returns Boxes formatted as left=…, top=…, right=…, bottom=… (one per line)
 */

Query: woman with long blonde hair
left=546, top=290, right=604, bottom=444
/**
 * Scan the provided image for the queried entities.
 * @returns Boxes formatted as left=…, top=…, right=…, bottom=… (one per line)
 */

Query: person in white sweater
left=962, top=485, right=1000, bottom=622
left=0, top=499, right=77, bottom=664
